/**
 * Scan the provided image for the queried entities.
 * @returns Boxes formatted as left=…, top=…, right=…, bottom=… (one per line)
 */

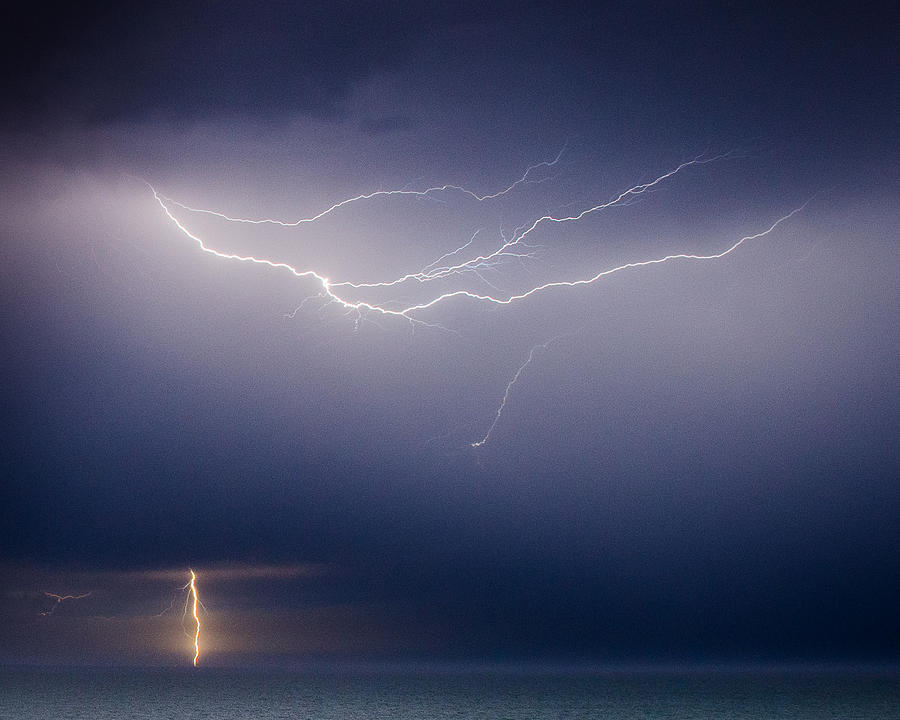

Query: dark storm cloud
left=3, top=177, right=899, bottom=664
left=0, top=1, right=897, bottom=668
left=4, top=2, right=896, bottom=143
left=1, top=1, right=430, bottom=124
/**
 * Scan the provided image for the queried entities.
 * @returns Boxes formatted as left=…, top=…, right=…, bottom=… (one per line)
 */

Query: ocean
left=1, top=666, right=898, bottom=719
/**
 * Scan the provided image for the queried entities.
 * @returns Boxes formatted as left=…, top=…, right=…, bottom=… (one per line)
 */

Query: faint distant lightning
left=472, top=333, right=576, bottom=448
left=146, top=151, right=811, bottom=445
left=40, top=591, right=91, bottom=616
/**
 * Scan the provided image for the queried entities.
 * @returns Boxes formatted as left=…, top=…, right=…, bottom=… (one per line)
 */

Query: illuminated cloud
left=0, top=2, right=896, bottom=668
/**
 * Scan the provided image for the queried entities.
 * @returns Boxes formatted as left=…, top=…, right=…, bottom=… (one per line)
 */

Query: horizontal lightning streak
left=155, top=148, right=565, bottom=227
left=147, top=153, right=810, bottom=446
left=400, top=202, right=810, bottom=316
left=467, top=202, right=811, bottom=445
left=148, top=184, right=447, bottom=330
left=151, top=153, right=782, bottom=326
left=40, top=591, right=92, bottom=616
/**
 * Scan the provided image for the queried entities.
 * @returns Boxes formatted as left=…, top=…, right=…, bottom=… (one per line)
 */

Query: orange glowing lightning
left=40, top=591, right=91, bottom=616
left=156, top=569, right=207, bottom=665
left=187, top=569, right=201, bottom=666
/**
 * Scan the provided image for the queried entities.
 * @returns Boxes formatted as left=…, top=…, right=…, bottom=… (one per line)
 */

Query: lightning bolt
left=187, top=569, right=201, bottom=667
left=152, top=147, right=566, bottom=226
left=472, top=332, right=579, bottom=448
left=39, top=591, right=92, bottom=616
left=145, top=152, right=810, bottom=445
left=157, top=569, right=206, bottom=666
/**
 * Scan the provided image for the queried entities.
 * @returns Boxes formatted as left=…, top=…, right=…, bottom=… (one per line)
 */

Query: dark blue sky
left=1, top=2, right=897, bottom=667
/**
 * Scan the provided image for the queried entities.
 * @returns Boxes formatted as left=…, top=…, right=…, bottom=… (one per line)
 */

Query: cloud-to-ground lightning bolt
left=157, top=570, right=205, bottom=666
left=146, top=153, right=810, bottom=444
left=39, top=591, right=92, bottom=616
left=187, top=569, right=201, bottom=667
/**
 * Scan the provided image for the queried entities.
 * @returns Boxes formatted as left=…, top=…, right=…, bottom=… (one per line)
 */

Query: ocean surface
left=1, top=666, right=898, bottom=719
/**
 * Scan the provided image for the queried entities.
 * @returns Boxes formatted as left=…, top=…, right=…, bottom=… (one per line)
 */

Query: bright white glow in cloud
left=147, top=153, right=809, bottom=445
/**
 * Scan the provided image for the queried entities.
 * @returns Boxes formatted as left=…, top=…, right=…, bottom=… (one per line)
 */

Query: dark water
left=1, top=667, right=898, bottom=719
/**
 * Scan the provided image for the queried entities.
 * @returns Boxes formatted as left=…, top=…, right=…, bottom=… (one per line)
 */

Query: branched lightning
left=153, top=148, right=566, bottom=226
left=146, top=153, right=741, bottom=317
left=39, top=591, right=91, bottom=616
left=146, top=151, right=810, bottom=445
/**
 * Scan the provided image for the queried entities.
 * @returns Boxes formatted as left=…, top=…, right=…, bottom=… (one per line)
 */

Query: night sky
left=1, top=2, right=897, bottom=668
